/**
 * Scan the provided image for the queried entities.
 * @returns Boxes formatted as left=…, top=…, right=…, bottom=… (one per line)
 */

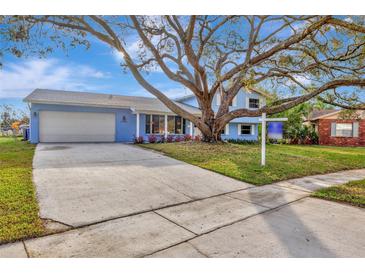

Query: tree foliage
left=0, top=104, right=29, bottom=128
left=1, top=15, right=365, bottom=141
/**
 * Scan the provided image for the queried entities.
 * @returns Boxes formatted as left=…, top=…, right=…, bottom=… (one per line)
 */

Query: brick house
left=305, top=109, right=365, bottom=146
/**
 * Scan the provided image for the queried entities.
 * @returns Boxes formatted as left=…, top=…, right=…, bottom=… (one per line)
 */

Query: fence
left=0, top=128, right=20, bottom=137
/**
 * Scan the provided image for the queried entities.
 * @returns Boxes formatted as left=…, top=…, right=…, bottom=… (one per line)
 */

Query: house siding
left=178, top=89, right=264, bottom=141
left=318, top=119, right=365, bottom=146
left=221, top=123, right=259, bottom=141
left=29, top=89, right=265, bottom=143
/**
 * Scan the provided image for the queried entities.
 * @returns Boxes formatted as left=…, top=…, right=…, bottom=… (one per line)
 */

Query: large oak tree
left=1, top=15, right=365, bottom=141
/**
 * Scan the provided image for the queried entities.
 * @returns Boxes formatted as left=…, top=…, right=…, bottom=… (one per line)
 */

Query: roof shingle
left=24, top=89, right=201, bottom=115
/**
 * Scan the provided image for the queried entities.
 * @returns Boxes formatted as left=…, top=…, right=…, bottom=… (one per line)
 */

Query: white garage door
left=39, top=111, right=116, bottom=142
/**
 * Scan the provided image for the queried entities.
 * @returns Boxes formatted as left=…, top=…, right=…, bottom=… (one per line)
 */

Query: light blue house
left=24, top=88, right=266, bottom=143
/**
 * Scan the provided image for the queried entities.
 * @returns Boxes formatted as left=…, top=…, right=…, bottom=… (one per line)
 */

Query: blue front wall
left=179, top=90, right=264, bottom=140
left=30, top=103, right=137, bottom=143
left=221, top=123, right=259, bottom=141
left=30, top=90, right=263, bottom=143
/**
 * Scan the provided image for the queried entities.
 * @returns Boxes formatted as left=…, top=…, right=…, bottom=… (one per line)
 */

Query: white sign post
left=259, top=113, right=288, bottom=166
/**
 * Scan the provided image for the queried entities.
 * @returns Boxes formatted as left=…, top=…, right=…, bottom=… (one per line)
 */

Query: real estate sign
left=268, top=122, right=284, bottom=140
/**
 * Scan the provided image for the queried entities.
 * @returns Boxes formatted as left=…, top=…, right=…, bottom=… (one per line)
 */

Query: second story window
left=249, top=98, right=260, bottom=109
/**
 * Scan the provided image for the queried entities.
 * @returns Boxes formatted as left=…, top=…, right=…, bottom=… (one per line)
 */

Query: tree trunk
left=199, top=107, right=224, bottom=143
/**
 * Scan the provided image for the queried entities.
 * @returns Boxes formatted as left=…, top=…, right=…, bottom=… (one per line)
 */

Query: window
left=240, top=124, right=252, bottom=135
left=145, top=114, right=165, bottom=134
left=249, top=98, right=260, bottom=109
left=167, top=116, right=175, bottom=133
left=146, top=115, right=186, bottom=134
left=175, top=116, right=182, bottom=134
left=335, top=123, right=353, bottom=137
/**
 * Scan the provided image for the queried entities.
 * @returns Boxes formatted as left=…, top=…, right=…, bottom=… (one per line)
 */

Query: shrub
left=194, top=135, right=201, bottom=142
left=285, top=125, right=318, bottom=145
left=159, top=134, right=166, bottom=143
left=133, top=136, right=144, bottom=144
left=183, top=134, right=192, bottom=141
left=227, top=139, right=259, bottom=145
left=148, top=135, right=157, bottom=143
left=175, top=136, right=182, bottom=142
left=166, top=135, right=174, bottom=143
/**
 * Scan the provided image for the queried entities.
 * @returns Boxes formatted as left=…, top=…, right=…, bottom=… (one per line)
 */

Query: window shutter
left=330, top=122, right=336, bottom=137
left=225, top=124, right=230, bottom=135
left=237, top=124, right=241, bottom=135
left=259, top=97, right=266, bottom=108
left=251, top=125, right=255, bottom=135
left=353, top=122, right=359, bottom=137
left=246, top=97, right=249, bottom=108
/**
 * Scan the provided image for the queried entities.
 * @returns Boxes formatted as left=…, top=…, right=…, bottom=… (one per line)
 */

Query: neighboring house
left=305, top=109, right=365, bottom=146
left=24, top=88, right=267, bottom=143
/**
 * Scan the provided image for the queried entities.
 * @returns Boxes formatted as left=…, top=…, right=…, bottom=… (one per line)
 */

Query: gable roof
left=307, top=109, right=340, bottom=121
left=175, top=87, right=272, bottom=103
left=24, top=89, right=201, bottom=115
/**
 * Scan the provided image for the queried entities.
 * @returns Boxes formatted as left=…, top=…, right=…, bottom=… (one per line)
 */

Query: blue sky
left=0, top=33, right=192, bottom=111
left=0, top=16, right=356, bottom=112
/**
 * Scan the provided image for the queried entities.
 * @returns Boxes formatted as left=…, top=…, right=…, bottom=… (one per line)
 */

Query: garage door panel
left=39, top=111, right=116, bottom=142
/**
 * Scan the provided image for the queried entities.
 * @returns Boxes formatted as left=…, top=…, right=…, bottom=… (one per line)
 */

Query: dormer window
left=249, top=98, right=260, bottom=109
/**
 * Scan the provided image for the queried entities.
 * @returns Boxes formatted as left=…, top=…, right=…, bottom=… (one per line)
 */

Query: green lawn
left=0, top=137, right=44, bottom=243
left=312, top=179, right=365, bottom=208
left=139, top=142, right=365, bottom=185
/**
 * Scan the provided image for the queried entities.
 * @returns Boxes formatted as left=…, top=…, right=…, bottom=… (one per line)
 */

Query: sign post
left=259, top=113, right=288, bottom=166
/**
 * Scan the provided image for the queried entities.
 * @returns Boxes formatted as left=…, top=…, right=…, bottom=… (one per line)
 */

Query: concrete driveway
left=1, top=143, right=365, bottom=258
left=32, top=143, right=251, bottom=227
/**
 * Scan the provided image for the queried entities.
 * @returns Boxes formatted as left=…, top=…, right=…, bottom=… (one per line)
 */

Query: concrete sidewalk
left=1, top=168, right=364, bottom=258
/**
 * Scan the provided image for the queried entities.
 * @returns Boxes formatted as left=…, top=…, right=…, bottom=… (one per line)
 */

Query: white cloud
left=0, top=59, right=111, bottom=98
left=293, top=75, right=312, bottom=85
left=112, top=49, right=124, bottom=63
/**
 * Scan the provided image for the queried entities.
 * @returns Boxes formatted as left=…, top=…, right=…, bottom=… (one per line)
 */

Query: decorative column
left=164, top=114, right=168, bottom=138
left=136, top=113, right=140, bottom=138
left=190, top=121, right=193, bottom=136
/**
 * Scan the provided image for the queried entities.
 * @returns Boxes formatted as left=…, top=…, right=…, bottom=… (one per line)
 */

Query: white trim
left=237, top=123, right=241, bottom=135
left=245, top=97, right=249, bottom=108
left=136, top=112, right=140, bottom=138
left=353, top=122, right=359, bottom=137
left=225, top=124, right=230, bottom=135
left=25, top=100, right=132, bottom=110
left=259, top=117, right=288, bottom=122
left=232, top=96, right=237, bottom=107
left=189, top=121, right=193, bottom=136
left=251, top=124, right=255, bottom=135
